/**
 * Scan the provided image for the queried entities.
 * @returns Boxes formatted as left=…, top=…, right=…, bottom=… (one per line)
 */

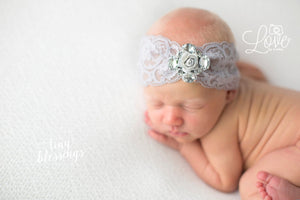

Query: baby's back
left=235, top=77, right=300, bottom=169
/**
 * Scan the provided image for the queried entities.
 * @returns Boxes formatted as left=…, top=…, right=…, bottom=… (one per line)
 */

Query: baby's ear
left=226, top=90, right=237, bottom=103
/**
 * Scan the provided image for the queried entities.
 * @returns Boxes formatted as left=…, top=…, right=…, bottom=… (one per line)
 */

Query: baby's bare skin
left=143, top=7, right=300, bottom=200
left=201, top=74, right=300, bottom=195
left=236, top=75, right=300, bottom=169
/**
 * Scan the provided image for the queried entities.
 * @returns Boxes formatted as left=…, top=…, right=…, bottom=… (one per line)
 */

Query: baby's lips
left=169, top=131, right=188, bottom=137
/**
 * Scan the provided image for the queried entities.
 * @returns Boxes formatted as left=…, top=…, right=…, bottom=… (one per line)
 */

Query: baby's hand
left=147, top=129, right=182, bottom=151
left=144, top=111, right=182, bottom=151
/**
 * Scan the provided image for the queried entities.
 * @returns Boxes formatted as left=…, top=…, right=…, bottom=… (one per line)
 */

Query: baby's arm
left=147, top=126, right=243, bottom=192
left=180, top=131, right=243, bottom=192
left=145, top=110, right=243, bottom=192
left=180, top=106, right=243, bottom=192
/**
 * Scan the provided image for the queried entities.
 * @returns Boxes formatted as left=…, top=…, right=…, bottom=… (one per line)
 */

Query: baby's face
left=144, top=81, right=229, bottom=143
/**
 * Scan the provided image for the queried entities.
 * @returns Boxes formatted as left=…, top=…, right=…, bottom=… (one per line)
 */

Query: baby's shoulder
left=237, top=76, right=300, bottom=106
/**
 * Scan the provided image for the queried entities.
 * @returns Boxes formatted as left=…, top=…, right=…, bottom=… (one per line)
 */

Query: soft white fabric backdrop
left=0, top=0, right=299, bottom=199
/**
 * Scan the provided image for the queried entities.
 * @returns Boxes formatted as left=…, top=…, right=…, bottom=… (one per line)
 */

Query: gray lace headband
left=138, top=35, right=240, bottom=90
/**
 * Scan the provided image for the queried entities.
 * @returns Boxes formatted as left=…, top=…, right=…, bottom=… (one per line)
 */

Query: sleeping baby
left=138, top=7, right=300, bottom=200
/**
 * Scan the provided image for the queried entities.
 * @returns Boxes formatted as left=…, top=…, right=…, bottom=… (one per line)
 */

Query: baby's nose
left=162, top=107, right=183, bottom=126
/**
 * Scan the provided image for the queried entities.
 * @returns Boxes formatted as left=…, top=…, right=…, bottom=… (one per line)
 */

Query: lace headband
left=138, top=35, right=240, bottom=90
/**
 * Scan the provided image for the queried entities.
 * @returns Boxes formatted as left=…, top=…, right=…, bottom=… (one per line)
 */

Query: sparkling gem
left=200, top=55, right=210, bottom=70
left=182, top=74, right=196, bottom=83
left=172, top=43, right=211, bottom=83
left=182, top=43, right=196, bottom=54
left=169, top=57, right=178, bottom=70
left=177, top=69, right=183, bottom=75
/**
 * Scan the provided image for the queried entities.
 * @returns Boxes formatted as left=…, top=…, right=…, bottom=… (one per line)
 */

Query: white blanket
left=1, top=0, right=299, bottom=199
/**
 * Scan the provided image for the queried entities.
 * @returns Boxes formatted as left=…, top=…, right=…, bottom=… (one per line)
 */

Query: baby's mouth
left=167, top=126, right=189, bottom=137
left=169, top=129, right=188, bottom=137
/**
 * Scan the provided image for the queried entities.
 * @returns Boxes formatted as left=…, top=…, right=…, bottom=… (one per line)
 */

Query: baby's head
left=146, top=7, right=234, bottom=45
left=139, top=8, right=239, bottom=143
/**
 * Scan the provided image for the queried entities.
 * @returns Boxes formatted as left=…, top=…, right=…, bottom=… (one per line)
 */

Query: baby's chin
left=173, top=134, right=198, bottom=144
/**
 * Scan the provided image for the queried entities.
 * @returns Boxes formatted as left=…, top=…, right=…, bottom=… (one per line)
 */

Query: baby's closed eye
left=147, top=101, right=164, bottom=109
left=146, top=100, right=205, bottom=111
left=181, top=103, right=205, bottom=111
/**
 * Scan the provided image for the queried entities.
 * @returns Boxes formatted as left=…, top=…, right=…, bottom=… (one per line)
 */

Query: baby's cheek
left=186, top=114, right=201, bottom=125
left=185, top=114, right=207, bottom=132
left=147, top=110, right=167, bottom=133
left=148, top=110, right=162, bottom=124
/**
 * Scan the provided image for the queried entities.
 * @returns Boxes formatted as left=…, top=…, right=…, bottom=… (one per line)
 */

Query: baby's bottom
left=239, top=140, right=300, bottom=200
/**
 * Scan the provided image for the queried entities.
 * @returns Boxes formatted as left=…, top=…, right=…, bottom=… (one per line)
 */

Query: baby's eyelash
left=149, top=102, right=164, bottom=108
left=182, top=104, right=204, bottom=110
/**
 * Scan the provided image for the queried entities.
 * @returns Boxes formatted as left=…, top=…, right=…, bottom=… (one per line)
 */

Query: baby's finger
left=148, top=129, right=179, bottom=150
left=148, top=129, right=167, bottom=142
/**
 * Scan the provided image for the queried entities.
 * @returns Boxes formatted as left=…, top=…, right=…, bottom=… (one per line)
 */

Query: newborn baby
left=138, top=8, right=300, bottom=200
